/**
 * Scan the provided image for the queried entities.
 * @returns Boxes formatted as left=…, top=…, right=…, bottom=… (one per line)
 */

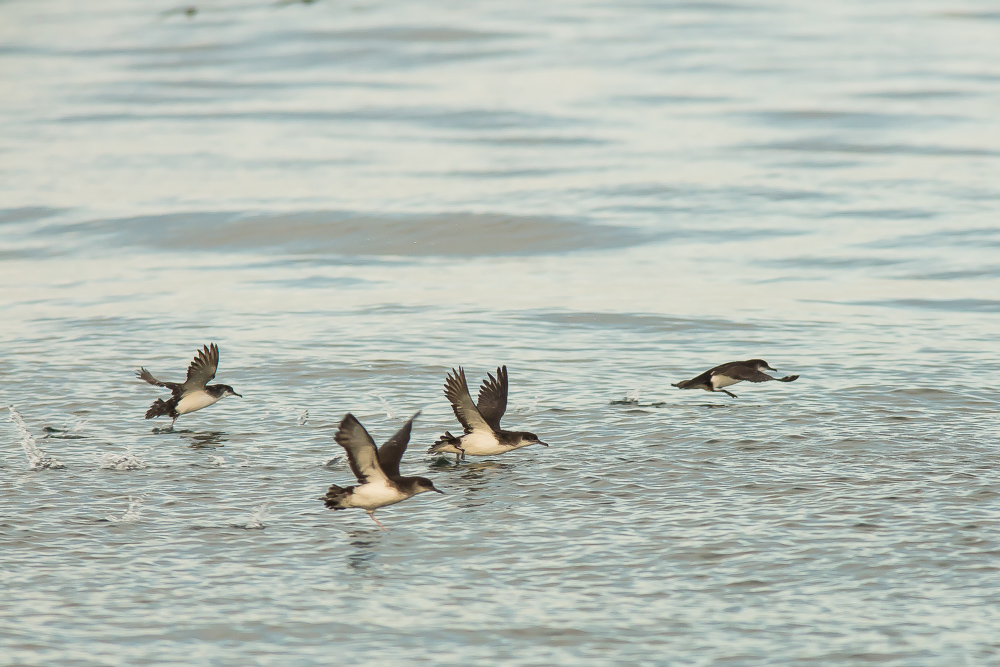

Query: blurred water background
left=2, top=0, right=1000, bottom=664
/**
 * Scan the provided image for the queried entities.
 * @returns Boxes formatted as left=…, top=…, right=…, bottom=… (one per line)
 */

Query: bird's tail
left=144, top=398, right=174, bottom=420
left=672, top=380, right=693, bottom=389
left=321, top=484, right=353, bottom=510
left=427, top=431, right=463, bottom=454
left=778, top=375, right=799, bottom=383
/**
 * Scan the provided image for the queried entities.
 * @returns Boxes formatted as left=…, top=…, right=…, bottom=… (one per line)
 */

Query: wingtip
left=338, top=412, right=360, bottom=429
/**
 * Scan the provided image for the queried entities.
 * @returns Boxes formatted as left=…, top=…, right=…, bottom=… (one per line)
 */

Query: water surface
left=2, top=0, right=1000, bottom=664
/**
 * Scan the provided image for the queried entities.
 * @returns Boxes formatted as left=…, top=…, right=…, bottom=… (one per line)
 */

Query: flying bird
left=322, top=412, right=442, bottom=529
left=429, top=365, right=547, bottom=461
left=672, top=359, right=799, bottom=398
left=136, top=343, right=241, bottom=429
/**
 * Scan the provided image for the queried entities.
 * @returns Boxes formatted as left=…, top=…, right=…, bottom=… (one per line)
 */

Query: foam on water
left=98, top=449, right=147, bottom=471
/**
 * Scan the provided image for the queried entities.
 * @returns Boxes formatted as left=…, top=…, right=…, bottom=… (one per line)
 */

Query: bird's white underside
left=176, top=390, right=222, bottom=415
left=344, top=479, right=407, bottom=511
left=459, top=429, right=537, bottom=455
left=710, top=375, right=742, bottom=389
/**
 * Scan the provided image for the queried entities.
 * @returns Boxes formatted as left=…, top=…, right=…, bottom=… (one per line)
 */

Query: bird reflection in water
left=186, top=431, right=228, bottom=448
left=346, top=530, right=382, bottom=571
left=460, top=461, right=510, bottom=479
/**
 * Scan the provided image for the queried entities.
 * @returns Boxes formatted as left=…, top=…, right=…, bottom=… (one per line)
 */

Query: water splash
left=372, top=395, right=398, bottom=419
left=323, top=454, right=345, bottom=469
left=243, top=503, right=269, bottom=530
left=208, top=455, right=225, bottom=466
left=514, top=395, right=540, bottom=414
left=8, top=406, right=65, bottom=470
left=298, top=409, right=308, bottom=426
left=99, top=449, right=146, bottom=471
left=610, top=389, right=642, bottom=406
left=106, top=496, right=143, bottom=523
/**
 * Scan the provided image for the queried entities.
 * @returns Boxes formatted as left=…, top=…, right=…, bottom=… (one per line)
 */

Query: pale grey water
left=2, top=0, right=1000, bottom=664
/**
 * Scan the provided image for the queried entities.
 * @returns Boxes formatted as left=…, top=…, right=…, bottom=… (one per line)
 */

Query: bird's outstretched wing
left=184, top=344, right=219, bottom=390
left=135, top=368, right=182, bottom=394
left=476, top=365, right=508, bottom=431
left=719, top=366, right=777, bottom=383
left=377, top=412, right=420, bottom=478
left=444, top=367, right=492, bottom=434
left=335, top=413, right=388, bottom=484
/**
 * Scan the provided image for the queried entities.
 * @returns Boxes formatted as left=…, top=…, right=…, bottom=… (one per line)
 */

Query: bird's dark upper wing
left=717, top=365, right=775, bottom=383
left=377, top=411, right=420, bottom=478
left=136, top=367, right=182, bottom=396
left=335, top=413, right=388, bottom=484
left=476, top=365, right=508, bottom=430
left=444, top=367, right=492, bottom=434
left=184, top=343, right=219, bottom=390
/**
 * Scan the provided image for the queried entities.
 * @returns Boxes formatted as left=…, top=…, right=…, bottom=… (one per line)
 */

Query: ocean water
left=2, top=0, right=1000, bottom=664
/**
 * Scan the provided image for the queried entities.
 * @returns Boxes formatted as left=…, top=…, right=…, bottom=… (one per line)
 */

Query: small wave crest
left=8, top=406, right=65, bottom=470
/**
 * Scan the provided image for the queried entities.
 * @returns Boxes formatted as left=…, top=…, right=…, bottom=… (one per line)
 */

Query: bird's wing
left=673, top=369, right=713, bottom=389
left=183, top=343, right=219, bottom=390
left=718, top=366, right=775, bottom=383
left=136, top=367, right=182, bottom=393
left=377, top=412, right=420, bottom=478
left=335, top=413, right=388, bottom=484
left=444, top=367, right=492, bottom=434
left=476, top=365, right=508, bottom=430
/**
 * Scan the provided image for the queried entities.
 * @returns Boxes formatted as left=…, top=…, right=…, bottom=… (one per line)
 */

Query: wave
left=56, top=210, right=651, bottom=258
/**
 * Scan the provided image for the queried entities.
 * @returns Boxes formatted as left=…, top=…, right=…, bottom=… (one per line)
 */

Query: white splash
left=98, top=449, right=146, bottom=470
left=107, top=496, right=143, bottom=523
left=244, top=503, right=269, bottom=529
left=208, top=455, right=226, bottom=466
left=8, top=406, right=65, bottom=470
left=514, top=395, right=540, bottom=415
left=626, top=388, right=642, bottom=403
left=372, top=394, right=398, bottom=419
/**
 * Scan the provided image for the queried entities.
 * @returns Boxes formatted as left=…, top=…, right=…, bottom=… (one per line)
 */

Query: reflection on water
left=1, top=0, right=999, bottom=664
left=346, top=531, right=382, bottom=572
left=185, top=431, right=228, bottom=447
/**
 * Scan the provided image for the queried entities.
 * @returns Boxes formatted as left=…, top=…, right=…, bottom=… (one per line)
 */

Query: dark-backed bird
left=428, top=366, right=547, bottom=461
left=322, top=412, right=442, bottom=529
left=136, top=343, right=241, bottom=429
left=672, top=359, right=798, bottom=398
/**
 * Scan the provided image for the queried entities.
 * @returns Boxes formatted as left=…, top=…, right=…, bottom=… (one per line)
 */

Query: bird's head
left=412, top=477, right=444, bottom=495
left=515, top=431, right=548, bottom=448
left=748, top=359, right=776, bottom=372
left=218, top=385, right=242, bottom=398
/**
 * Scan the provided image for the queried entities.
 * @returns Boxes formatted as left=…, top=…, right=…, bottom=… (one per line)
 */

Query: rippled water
left=2, top=0, right=1000, bottom=664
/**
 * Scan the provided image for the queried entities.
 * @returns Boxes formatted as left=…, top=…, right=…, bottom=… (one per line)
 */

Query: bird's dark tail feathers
left=427, top=431, right=463, bottom=454
left=322, top=484, right=354, bottom=510
left=778, top=375, right=799, bottom=383
left=144, top=398, right=176, bottom=420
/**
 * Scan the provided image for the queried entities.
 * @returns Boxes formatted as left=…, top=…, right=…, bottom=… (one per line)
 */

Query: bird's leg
left=368, top=512, right=387, bottom=531
left=455, top=452, right=461, bottom=463
left=170, top=416, right=178, bottom=430
left=722, top=389, right=738, bottom=398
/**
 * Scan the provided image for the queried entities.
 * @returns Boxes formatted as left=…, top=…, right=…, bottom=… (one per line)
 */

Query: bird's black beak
left=234, top=392, right=243, bottom=398
left=433, top=488, right=445, bottom=494
left=536, top=440, right=549, bottom=447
